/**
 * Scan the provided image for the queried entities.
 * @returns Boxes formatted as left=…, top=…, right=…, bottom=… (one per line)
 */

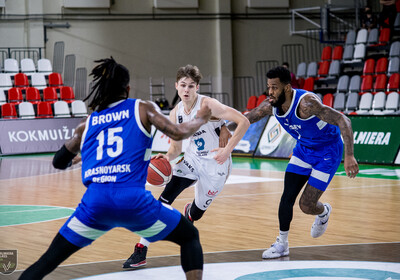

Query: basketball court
left=1, top=154, right=399, bottom=279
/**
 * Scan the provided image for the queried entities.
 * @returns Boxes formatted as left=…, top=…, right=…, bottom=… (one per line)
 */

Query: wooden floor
left=1, top=155, right=400, bottom=279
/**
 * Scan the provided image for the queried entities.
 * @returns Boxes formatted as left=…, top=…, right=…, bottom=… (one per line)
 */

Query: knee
left=299, top=197, right=315, bottom=214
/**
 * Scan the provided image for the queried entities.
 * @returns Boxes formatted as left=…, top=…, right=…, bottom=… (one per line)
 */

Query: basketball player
left=123, top=64, right=250, bottom=268
left=19, top=58, right=212, bottom=280
left=228, top=66, right=359, bottom=259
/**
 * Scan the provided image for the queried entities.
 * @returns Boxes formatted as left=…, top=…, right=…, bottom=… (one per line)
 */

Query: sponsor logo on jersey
left=217, top=172, right=226, bottom=176
left=203, top=199, right=212, bottom=208
left=193, top=129, right=206, bottom=137
left=353, top=131, right=391, bottom=145
left=194, top=138, right=205, bottom=151
left=178, top=115, right=183, bottom=123
left=206, top=190, right=218, bottom=197
left=183, top=160, right=195, bottom=172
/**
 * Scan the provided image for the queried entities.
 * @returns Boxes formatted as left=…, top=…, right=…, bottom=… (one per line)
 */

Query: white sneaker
left=262, top=237, right=289, bottom=259
left=311, top=203, right=332, bottom=238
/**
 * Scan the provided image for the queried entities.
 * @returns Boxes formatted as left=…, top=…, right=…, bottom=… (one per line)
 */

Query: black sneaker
left=184, top=202, right=194, bottom=223
left=122, top=243, right=147, bottom=269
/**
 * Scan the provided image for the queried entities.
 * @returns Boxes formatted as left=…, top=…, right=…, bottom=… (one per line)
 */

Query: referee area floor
left=1, top=155, right=399, bottom=279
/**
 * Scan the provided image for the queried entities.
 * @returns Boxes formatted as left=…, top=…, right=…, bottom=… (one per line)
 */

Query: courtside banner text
left=349, top=115, right=400, bottom=164
left=0, top=118, right=84, bottom=155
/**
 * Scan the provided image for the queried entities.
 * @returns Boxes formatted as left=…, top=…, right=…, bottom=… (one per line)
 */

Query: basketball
left=147, top=157, right=172, bottom=186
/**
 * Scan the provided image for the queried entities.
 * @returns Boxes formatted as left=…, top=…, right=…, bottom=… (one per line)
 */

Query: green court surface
left=0, top=205, right=74, bottom=227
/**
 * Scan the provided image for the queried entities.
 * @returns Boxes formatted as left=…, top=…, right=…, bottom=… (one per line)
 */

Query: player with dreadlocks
left=19, top=57, right=211, bottom=280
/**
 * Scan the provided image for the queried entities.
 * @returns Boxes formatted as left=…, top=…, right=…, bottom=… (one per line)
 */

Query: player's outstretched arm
left=53, top=118, right=87, bottom=169
left=226, top=98, right=272, bottom=131
left=140, top=100, right=211, bottom=141
left=299, top=95, right=359, bottom=178
left=206, top=98, right=250, bottom=164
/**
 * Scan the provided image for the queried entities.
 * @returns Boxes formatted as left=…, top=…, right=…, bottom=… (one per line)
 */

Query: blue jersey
left=80, top=99, right=152, bottom=187
left=273, top=89, right=341, bottom=148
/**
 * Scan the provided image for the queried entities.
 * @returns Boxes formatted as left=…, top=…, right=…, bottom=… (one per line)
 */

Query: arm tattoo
left=246, top=101, right=272, bottom=124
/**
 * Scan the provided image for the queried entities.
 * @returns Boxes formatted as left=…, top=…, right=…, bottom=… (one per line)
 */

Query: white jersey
left=175, top=94, right=224, bottom=159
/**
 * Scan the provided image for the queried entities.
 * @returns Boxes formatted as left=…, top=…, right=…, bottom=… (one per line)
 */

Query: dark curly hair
left=84, top=57, right=130, bottom=111
left=266, top=66, right=291, bottom=85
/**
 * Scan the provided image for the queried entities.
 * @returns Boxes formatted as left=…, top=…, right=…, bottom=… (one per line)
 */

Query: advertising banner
left=349, top=116, right=400, bottom=164
left=232, top=116, right=269, bottom=155
left=0, top=118, right=84, bottom=155
left=254, top=116, right=297, bottom=158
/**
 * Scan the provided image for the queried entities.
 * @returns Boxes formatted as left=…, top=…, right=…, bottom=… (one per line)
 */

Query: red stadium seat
left=48, top=72, right=63, bottom=92
left=387, top=73, right=400, bottom=91
left=303, top=77, right=314, bottom=92
left=246, top=95, right=258, bottom=111
left=256, top=94, right=266, bottom=107
left=14, top=73, right=29, bottom=91
left=36, top=101, right=54, bottom=118
left=375, top=57, right=388, bottom=75
left=363, top=58, right=375, bottom=76
left=1, top=103, right=18, bottom=119
left=332, top=45, right=343, bottom=60
left=43, top=87, right=58, bottom=103
left=8, top=87, right=24, bottom=104
left=322, top=93, right=334, bottom=108
left=25, top=87, right=42, bottom=105
left=321, top=46, right=332, bottom=61
left=318, top=61, right=330, bottom=77
left=360, top=75, right=373, bottom=93
left=374, top=74, right=387, bottom=92
left=378, top=28, right=391, bottom=45
left=60, top=86, right=75, bottom=104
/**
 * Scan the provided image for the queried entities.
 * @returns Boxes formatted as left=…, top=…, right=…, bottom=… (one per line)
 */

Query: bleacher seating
left=4, top=58, right=19, bottom=76
left=387, top=73, right=400, bottom=91
left=1, top=103, right=18, bottom=119
left=14, top=73, right=29, bottom=91
left=18, top=102, right=36, bottom=119
left=60, top=86, right=75, bottom=104
left=20, top=58, right=36, bottom=74
left=8, top=88, right=24, bottom=104
left=36, top=101, right=54, bottom=118
left=322, top=93, right=334, bottom=107
left=54, top=100, right=71, bottom=118
left=256, top=94, right=266, bottom=107
left=333, top=92, right=346, bottom=112
left=25, top=87, right=42, bottom=105
left=43, top=87, right=58, bottom=103
left=31, top=73, right=47, bottom=90
left=355, top=92, right=373, bottom=114
left=71, top=100, right=88, bottom=117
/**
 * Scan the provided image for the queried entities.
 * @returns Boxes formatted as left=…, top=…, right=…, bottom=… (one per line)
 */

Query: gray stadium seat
left=337, top=75, right=350, bottom=93
left=20, top=58, right=36, bottom=74
left=31, top=73, right=47, bottom=90
left=356, top=28, right=368, bottom=44
left=353, top=44, right=366, bottom=61
left=348, top=75, right=361, bottom=93
left=342, top=44, right=354, bottom=61
left=389, top=41, right=400, bottom=58
left=388, top=57, right=400, bottom=76
left=0, top=73, right=13, bottom=91
left=4, top=58, right=19, bottom=76
left=345, top=92, right=359, bottom=114
left=0, top=89, right=6, bottom=105
left=327, top=60, right=340, bottom=77
left=18, top=102, right=36, bottom=119
left=71, top=100, right=88, bottom=117
left=345, top=30, right=356, bottom=45
left=296, top=62, right=307, bottom=78
left=367, top=28, right=379, bottom=45
left=333, top=92, right=346, bottom=112
left=355, top=92, right=373, bottom=115
left=370, top=91, right=386, bottom=114
left=382, top=91, right=400, bottom=114
left=54, top=100, right=71, bottom=118
left=37, top=58, right=52, bottom=75
left=306, top=61, right=318, bottom=78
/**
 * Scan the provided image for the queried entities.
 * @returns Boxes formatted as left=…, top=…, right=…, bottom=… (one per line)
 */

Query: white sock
left=139, top=238, right=150, bottom=247
left=319, top=204, right=328, bottom=217
left=279, top=230, right=289, bottom=243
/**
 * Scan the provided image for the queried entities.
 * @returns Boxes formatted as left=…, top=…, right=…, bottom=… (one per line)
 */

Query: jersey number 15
left=96, top=127, right=123, bottom=160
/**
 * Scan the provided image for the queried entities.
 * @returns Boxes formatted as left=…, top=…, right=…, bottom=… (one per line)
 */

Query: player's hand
left=344, top=155, right=359, bottom=178
left=211, top=147, right=230, bottom=164
left=196, top=104, right=212, bottom=122
left=152, top=153, right=170, bottom=161
left=219, top=125, right=232, bottom=148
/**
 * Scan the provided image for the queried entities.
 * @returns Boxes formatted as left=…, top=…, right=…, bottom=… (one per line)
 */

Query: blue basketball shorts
left=59, top=183, right=181, bottom=248
left=286, top=139, right=343, bottom=191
